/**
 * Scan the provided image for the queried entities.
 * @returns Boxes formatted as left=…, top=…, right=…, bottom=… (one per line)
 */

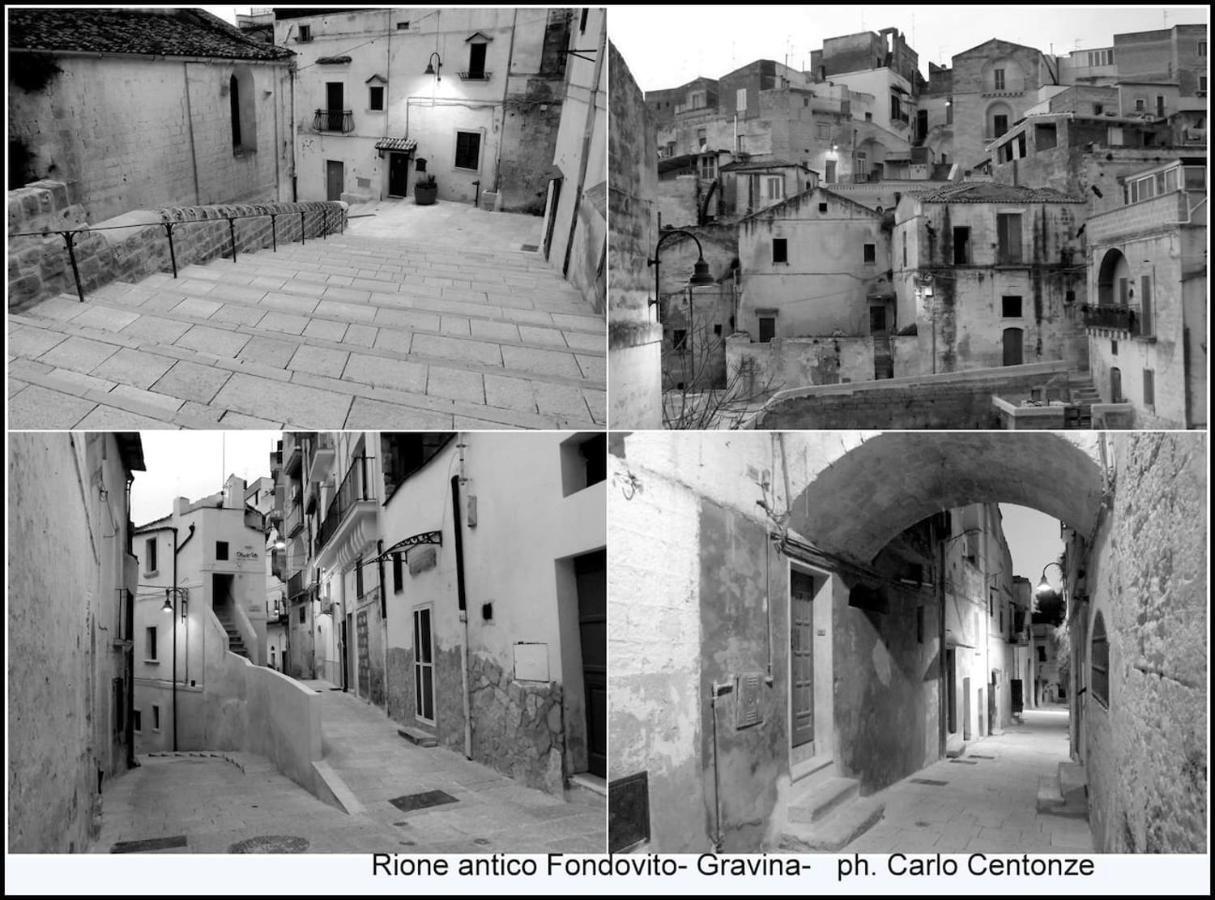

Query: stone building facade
left=8, top=433, right=144, bottom=852
left=132, top=476, right=271, bottom=752
left=893, top=182, right=1089, bottom=376
left=1083, top=158, right=1206, bottom=428
left=8, top=8, right=294, bottom=223
left=607, top=42, right=663, bottom=428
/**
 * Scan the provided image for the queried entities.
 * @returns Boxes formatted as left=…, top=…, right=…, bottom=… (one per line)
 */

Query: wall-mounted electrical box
left=735, top=672, right=764, bottom=729
left=466, top=495, right=477, bottom=528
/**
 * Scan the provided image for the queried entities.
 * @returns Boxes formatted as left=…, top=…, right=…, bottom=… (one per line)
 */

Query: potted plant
left=415, top=174, right=437, bottom=206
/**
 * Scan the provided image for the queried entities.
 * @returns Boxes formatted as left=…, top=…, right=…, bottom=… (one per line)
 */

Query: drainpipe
left=936, top=517, right=947, bottom=759
left=451, top=439, right=472, bottom=759
left=710, top=680, right=733, bottom=850
left=560, top=16, right=606, bottom=279
left=183, top=62, right=201, bottom=205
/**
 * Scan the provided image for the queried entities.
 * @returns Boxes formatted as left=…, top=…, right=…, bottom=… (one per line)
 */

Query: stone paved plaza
left=93, top=685, right=605, bottom=854
left=843, top=708, right=1095, bottom=853
left=9, top=201, right=604, bottom=430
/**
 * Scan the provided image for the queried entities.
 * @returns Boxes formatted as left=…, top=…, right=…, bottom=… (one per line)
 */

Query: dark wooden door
left=946, top=648, right=957, bottom=733
left=389, top=153, right=409, bottom=197
left=326, top=160, right=344, bottom=202
left=576, top=550, right=606, bottom=777
left=340, top=616, right=350, bottom=691
left=1002, top=327, right=1023, bottom=366
left=790, top=570, right=815, bottom=748
left=543, top=177, right=563, bottom=260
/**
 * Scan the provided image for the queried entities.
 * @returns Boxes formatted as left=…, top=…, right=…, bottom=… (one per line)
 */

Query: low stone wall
left=753, top=362, right=1074, bottom=429
left=468, top=652, right=566, bottom=795
left=8, top=179, right=346, bottom=310
left=244, top=664, right=324, bottom=795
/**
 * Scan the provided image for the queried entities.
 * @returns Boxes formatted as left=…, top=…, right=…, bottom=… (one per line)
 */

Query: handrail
left=10, top=209, right=378, bottom=303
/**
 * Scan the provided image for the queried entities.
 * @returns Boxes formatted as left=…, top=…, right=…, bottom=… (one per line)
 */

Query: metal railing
left=313, top=108, right=354, bottom=133
left=284, top=500, right=303, bottom=538
left=9, top=205, right=362, bottom=303
left=316, top=456, right=372, bottom=551
left=1082, top=304, right=1136, bottom=332
left=458, top=70, right=493, bottom=81
left=287, top=570, right=305, bottom=600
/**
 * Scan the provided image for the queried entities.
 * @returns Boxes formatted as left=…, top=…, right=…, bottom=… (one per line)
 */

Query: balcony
left=1082, top=304, right=1135, bottom=333
left=287, top=570, right=305, bottom=600
left=271, top=548, right=287, bottom=583
left=284, top=439, right=303, bottom=478
left=313, top=109, right=354, bottom=134
left=308, top=433, right=336, bottom=484
left=458, top=70, right=493, bottom=82
left=316, top=456, right=375, bottom=553
left=285, top=500, right=303, bottom=538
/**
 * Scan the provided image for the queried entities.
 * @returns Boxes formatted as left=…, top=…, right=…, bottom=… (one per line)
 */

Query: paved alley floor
left=92, top=684, right=604, bottom=854
left=9, top=200, right=604, bottom=430
left=307, top=682, right=605, bottom=854
left=844, top=708, right=1096, bottom=853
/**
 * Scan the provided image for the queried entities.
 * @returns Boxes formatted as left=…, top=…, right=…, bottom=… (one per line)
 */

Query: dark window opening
left=1143, top=369, right=1155, bottom=409
left=455, top=131, right=481, bottom=169
left=467, top=42, right=487, bottom=79
left=146, top=626, right=157, bottom=661
left=355, top=556, right=364, bottom=598
left=145, top=537, right=158, bottom=573
left=758, top=316, right=776, bottom=343
left=996, top=213, right=1022, bottom=263
left=369, top=85, right=384, bottom=110
left=863, top=243, right=876, bottom=263
left=713, top=323, right=722, bottom=336
left=672, top=329, right=687, bottom=351
left=298, top=24, right=311, bottom=42
left=993, top=114, right=1009, bottom=137
left=953, top=226, right=970, bottom=264
left=772, top=238, right=788, bottom=264
left=1037, top=645, right=1047, bottom=662
left=216, top=541, right=229, bottom=561
left=298, top=605, right=306, bottom=624
left=1091, top=612, right=1109, bottom=707
left=579, top=8, right=589, bottom=33
left=392, top=553, right=403, bottom=593
left=230, top=75, right=242, bottom=148
left=818, top=202, right=829, bottom=213
left=382, top=433, right=454, bottom=496
left=1002, top=295, right=1023, bottom=318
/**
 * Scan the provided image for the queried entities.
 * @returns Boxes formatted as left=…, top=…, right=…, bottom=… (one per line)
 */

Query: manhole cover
left=229, top=835, right=310, bottom=853
left=910, top=778, right=949, bottom=787
left=389, top=790, right=459, bottom=813
left=111, top=835, right=188, bottom=853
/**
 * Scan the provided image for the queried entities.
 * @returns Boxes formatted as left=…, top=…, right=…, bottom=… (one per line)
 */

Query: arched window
left=1091, top=611, right=1109, bottom=707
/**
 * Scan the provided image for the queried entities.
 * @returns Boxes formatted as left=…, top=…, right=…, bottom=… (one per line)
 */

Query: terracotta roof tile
left=8, top=8, right=294, bottom=62
left=917, top=182, right=1085, bottom=204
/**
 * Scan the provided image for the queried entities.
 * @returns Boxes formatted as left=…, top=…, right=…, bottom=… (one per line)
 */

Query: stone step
left=786, top=775, right=860, bottom=824
left=10, top=316, right=599, bottom=430
left=1036, top=775, right=1088, bottom=819
left=397, top=726, right=437, bottom=748
left=777, top=796, right=885, bottom=852
left=16, top=298, right=601, bottom=395
left=945, top=734, right=967, bottom=758
left=565, top=773, right=607, bottom=809
left=1058, top=761, right=1088, bottom=808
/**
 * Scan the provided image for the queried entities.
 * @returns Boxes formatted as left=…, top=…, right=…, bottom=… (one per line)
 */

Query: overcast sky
left=1000, top=504, right=1065, bottom=589
left=611, top=4, right=1210, bottom=92
left=131, top=431, right=278, bottom=526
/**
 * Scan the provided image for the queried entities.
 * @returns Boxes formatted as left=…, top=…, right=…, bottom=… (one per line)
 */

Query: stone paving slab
left=9, top=201, right=603, bottom=429
left=842, top=709, right=1095, bottom=854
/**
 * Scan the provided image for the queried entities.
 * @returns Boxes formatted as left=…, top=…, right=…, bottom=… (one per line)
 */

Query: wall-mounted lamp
left=424, top=52, right=442, bottom=81
left=647, top=228, right=715, bottom=323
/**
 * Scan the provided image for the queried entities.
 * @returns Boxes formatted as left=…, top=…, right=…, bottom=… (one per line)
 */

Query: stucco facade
left=8, top=433, right=144, bottom=852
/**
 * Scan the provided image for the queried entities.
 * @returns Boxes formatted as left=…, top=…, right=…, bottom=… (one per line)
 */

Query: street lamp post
left=647, top=228, right=716, bottom=326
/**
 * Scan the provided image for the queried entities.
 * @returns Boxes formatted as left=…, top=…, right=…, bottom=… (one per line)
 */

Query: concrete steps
left=396, top=726, right=437, bottom=747
left=775, top=768, right=885, bottom=852
left=9, top=228, right=604, bottom=429
left=214, top=609, right=249, bottom=659
left=1037, top=760, right=1088, bottom=819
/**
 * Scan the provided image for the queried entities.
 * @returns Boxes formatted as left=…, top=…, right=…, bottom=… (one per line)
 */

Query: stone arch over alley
left=786, top=432, right=1104, bottom=562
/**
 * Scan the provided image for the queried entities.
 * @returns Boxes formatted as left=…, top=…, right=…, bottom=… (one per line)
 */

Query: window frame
left=1001, top=295, right=1023, bottom=318
left=772, top=237, right=788, bottom=264
left=453, top=129, right=482, bottom=171
left=368, top=85, right=384, bottom=111
left=216, top=541, right=229, bottom=561
left=145, top=537, right=158, bottom=575
left=863, top=242, right=876, bottom=264
left=1090, top=612, right=1110, bottom=708
left=993, top=68, right=1005, bottom=91
left=145, top=625, right=158, bottom=662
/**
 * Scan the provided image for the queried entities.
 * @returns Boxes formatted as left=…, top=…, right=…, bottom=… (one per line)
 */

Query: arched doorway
left=1003, top=327, right=1024, bottom=365
left=1096, top=248, right=1130, bottom=306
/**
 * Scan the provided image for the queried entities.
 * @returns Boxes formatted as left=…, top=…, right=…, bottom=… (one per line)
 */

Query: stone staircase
left=775, top=765, right=885, bottom=852
left=9, top=231, right=604, bottom=429
left=1036, top=760, right=1088, bottom=820
left=214, top=606, right=249, bottom=660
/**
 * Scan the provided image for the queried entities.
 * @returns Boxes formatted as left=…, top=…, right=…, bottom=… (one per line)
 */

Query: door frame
left=786, top=559, right=835, bottom=782
left=388, top=152, right=410, bottom=198
left=412, top=603, right=436, bottom=726
left=1002, top=326, right=1024, bottom=366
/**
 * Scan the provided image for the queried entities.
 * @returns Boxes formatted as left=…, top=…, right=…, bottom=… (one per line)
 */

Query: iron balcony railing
left=287, top=570, right=305, bottom=600
left=284, top=500, right=303, bottom=538
left=316, top=456, right=372, bottom=551
left=313, top=108, right=355, bottom=133
left=458, top=70, right=493, bottom=81
left=1082, top=304, right=1136, bottom=333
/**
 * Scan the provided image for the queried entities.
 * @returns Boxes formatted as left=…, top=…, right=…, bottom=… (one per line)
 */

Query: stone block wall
left=1082, top=432, right=1206, bottom=853
left=8, top=179, right=346, bottom=310
left=499, top=88, right=564, bottom=214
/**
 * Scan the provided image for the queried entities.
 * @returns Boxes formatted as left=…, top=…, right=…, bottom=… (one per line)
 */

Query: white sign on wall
left=513, top=643, right=549, bottom=682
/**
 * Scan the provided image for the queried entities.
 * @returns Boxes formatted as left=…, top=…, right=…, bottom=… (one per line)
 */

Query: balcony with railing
left=316, top=456, right=375, bottom=553
left=284, top=499, right=303, bottom=538
left=287, top=569, right=305, bottom=600
left=1082, top=304, right=1137, bottom=334
left=458, top=70, right=493, bottom=81
left=313, top=109, right=355, bottom=134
